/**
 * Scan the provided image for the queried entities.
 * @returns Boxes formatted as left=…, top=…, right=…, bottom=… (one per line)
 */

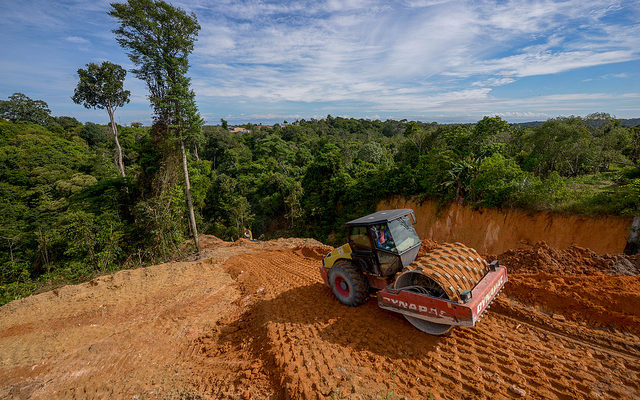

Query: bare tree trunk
left=180, top=138, right=200, bottom=253
left=193, top=142, right=200, bottom=161
left=107, top=105, right=126, bottom=178
left=5, top=237, right=14, bottom=262
left=38, top=228, right=50, bottom=274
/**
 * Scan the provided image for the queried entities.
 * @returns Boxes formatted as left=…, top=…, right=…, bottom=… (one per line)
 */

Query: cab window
left=349, top=226, right=371, bottom=250
left=388, top=215, right=420, bottom=253
left=373, top=224, right=396, bottom=252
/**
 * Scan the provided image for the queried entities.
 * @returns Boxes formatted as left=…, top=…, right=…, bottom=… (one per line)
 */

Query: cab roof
left=345, top=209, right=414, bottom=227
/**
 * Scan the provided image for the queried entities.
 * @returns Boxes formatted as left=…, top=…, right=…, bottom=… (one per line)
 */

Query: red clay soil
left=380, top=197, right=634, bottom=254
left=417, top=239, right=439, bottom=257
left=188, top=244, right=640, bottom=399
left=505, top=273, right=640, bottom=333
left=0, top=236, right=639, bottom=399
left=486, top=241, right=639, bottom=275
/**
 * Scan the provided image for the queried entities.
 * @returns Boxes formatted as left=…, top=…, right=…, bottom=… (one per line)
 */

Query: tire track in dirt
left=2, top=238, right=639, bottom=399
left=502, top=273, right=640, bottom=334
left=492, top=296, right=640, bottom=361
left=0, top=242, right=255, bottom=399
left=187, top=246, right=640, bottom=399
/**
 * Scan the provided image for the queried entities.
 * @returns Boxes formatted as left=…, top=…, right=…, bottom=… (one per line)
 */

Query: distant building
left=229, top=127, right=251, bottom=134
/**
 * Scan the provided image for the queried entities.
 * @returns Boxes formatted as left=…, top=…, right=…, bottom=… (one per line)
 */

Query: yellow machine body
left=322, top=243, right=352, bottom=269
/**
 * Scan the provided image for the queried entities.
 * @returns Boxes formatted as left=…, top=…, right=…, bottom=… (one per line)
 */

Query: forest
left=0, top=0, right=639, bottom=305
left=1, top=99, right=639, bottom=305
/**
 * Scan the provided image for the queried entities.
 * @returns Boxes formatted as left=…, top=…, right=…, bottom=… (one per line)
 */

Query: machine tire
left=328, top=261, right=369, bottom=306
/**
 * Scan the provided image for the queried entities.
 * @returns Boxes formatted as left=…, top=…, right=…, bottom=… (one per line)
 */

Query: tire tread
left=330, top=260, right=369, bottom=306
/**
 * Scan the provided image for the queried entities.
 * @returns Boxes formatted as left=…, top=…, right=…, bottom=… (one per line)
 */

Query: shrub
left=470, top=153, right=524, bottom=207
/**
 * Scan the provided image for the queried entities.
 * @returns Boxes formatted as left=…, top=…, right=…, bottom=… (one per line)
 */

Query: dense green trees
left=0, top=119, right=137, bottom=303
left=1, top=93, right=638, bottom=305
left=196, top=115, right=639, bottom=246
left=0, top=93, right=51, bottom=125
left=73, top=61, right=131, bottom=177
left=110, top=0, right=203, bottom=252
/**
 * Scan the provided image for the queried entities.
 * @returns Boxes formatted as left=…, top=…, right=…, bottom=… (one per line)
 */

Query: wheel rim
left=394, top=271, right=453, bottom=335
left=334, top=276, right=350, bottom=297
left=394, top=271, right=447, bottom=298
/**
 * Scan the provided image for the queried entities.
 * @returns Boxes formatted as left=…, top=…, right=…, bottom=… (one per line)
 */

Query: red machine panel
left=377, top=266, right=507, bottom=327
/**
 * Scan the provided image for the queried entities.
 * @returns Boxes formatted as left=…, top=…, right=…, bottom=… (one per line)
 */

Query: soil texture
left=1, top=236, right=639, bottom=399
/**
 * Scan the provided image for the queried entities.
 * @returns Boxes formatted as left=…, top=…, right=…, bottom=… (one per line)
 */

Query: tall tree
left=109, top=0, right=202, bottom=252
left=0, top=93, right=51, bottom=125
left=72, top=61, right=131, bottom=177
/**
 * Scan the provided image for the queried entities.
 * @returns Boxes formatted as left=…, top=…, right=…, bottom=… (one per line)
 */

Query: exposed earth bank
left=380, top=197, right=634, bottom=254
left=1, top=235, right=639, bottom=399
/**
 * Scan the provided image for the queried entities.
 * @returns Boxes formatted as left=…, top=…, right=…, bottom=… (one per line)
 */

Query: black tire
left=328, top=260, right=369, bottom=306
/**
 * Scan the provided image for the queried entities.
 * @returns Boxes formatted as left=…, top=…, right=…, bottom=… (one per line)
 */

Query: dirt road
left=1, top=236, right=639, bottom=399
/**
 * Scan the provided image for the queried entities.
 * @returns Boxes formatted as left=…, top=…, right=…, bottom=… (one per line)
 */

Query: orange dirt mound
left=201, top=234, right=222, bottom=241
left=232, top=238, right=256, bottom=246
left=293, top=245, right=333, bottom=260
left=487, top=241, right=639, bottom=275
left=505, top=273, right=640, bottom=333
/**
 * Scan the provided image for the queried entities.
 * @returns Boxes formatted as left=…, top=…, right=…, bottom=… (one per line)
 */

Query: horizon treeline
left=1, top=96, right=639, bottom=304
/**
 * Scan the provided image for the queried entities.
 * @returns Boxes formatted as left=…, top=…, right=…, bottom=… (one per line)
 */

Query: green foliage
left=0, top=276, right=37, bottom=306
left=470, top=153, right=524, bottom=207
left=521, top=117, right=596, bottom=176
left=1, top=110, right=638, bottom=306
left=357, top=141, right=384, bottom=164
left=471, top=116, right=510, bottom=157
left=559, top=178, right=640, bottom=215
left=417, top=150, right=456, bottom=199
left=80, top=122, right=108, bottom=147
left=0, top=93, right=51, bottom=125
left=57, top=211, right=124, bottom=274
left=73, top=61, right=131, bottom=178
left=110, top=0, right=204, bottom=252
left=54, top=116, right=83, bottom=133
left=109, top=0, right=200, bottom=124
left=196, top=114, right=639, bottom=246
left=72, top=61, right=130, bottom=111
left=0, top=120, right=153, bottom=305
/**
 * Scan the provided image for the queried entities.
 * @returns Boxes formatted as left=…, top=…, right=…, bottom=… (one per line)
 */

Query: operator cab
left=346, top=209, right=421, bottom=277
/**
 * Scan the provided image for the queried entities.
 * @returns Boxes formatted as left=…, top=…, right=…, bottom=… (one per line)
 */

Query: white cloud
left=403, top=0, right=453, bottom=7
left=494, top=111, right=551, bottom=119
left=447, top=49, right=635, bottom=78
left=196, top=25, right=235, bottom=56
left=65, top=36, right=89, bottom=44
left=188, top=0, right=639, bottom=112
left=472, top=77, right=515, bottom=87
left=2, top=0, right=639, bottom=124
left=603, top=72, right=629, bottom=79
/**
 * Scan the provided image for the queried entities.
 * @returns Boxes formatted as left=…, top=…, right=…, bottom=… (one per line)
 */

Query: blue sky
left=0, top=0, right=639, bottom=125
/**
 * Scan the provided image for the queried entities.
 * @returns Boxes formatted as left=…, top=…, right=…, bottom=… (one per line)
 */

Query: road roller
left=319, top=209, right=507, bottom=335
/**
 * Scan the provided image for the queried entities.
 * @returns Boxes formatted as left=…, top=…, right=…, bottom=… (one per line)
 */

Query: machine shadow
left=233, top=282, right=442, bottom=360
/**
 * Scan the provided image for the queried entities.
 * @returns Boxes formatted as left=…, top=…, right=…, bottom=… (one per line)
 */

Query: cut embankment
left=380, top=197, right=634, bottom=254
